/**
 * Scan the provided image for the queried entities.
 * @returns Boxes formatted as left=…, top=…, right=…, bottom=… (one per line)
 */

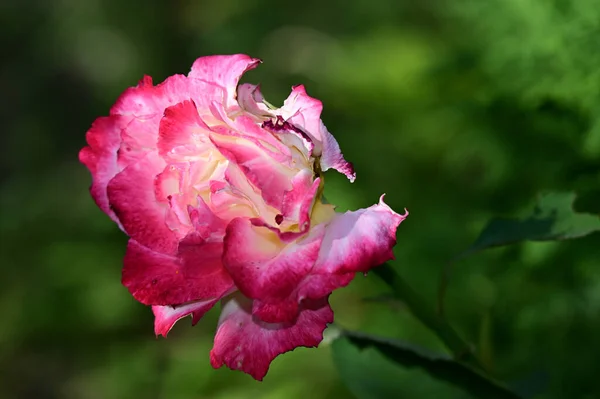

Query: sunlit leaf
left=462, top=191, right=600, bottom=258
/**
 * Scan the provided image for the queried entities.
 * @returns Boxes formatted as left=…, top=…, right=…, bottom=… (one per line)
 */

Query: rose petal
left=79, top=115, right=129, bottom=226
left=223, top=195, right=407, bottom=323
left=280, top=170, right=320, bottom=234
left=107, top=152, right=178, bottom=253
left=222, top=217, right=325, bottom=322
left=154, top=163, right=185, bottom=204
left=209, top=104, right=292, bottom=158
left=237, top=83, right=271, bottom=118
left=110, top=72, right=233, bottom=130
left=122, top=197, right=231, bottom=305
left=316, top=195, right=407, bottom=272
left=122, top=235, right=234, bottom=306
left=210, top=132, right=296, bottom=209
left=157, top=100, right=213, bottom=160
left=209, top=295, right=333, bottom=381
left=152, top=298, right=218, bottom=337
left=299, top=195, right=408, bottom=300
left=117, top=115, right=162, bottom=168
left=83, top=72, right=227, bottom=226
left=261, top=116, right=315, bottom=160
left=209, top=163, right=280, bottom=223
left=280, top=86, right=322, bottom=143
left=188, top=54, right=261, bottom=111
left=279, top=85, right=355, bottom=181
left=110, top=74, right=190, bottom=117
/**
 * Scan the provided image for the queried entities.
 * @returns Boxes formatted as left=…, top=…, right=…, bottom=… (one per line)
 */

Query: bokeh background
left=2, top=0, right=600, bottom=398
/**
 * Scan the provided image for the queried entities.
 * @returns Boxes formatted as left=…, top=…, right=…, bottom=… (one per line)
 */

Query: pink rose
left=80, top=54, right=407, bottom=380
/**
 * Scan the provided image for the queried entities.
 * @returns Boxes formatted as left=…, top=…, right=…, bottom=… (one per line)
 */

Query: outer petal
left=224, top=196, right=407, bottom=323
left=81, top=72, right=221, bottom=225
left=122, top=199, right=233, bottom=305
left=279, top=85, right=355, bottom=181
left=92, top=75, right=196, bottom=177
left=315, top=196, right=407, bottom=273
left=117, top=115, right=162, bottom=169
left=107, top=152, right=178, bottom=254
left=79, top=115, right=129, bottom=225
left=122, top=238, right=234, bottom=306
left=110, top=71, right=235, bottom=129
left=188, top=54, right=261, bottom=111
left=110, top=74, right=190, bottom=117
left=209, top=295, right=333, bottom=381
left=152, top=298, right=217, bottom=337
left=222, top=218, right=325, bottom=322
left=300, top=196, right=408, bottom=300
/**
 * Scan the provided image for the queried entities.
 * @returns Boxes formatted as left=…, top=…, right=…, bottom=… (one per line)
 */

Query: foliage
left=2, top=0, right=600, bottom=398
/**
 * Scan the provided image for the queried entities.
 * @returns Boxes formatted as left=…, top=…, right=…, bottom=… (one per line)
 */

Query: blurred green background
left=2, top=0, right=600, bottom=398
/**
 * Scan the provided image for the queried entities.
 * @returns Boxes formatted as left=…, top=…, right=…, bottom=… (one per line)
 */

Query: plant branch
left=372, top=262, right=483, bottom=370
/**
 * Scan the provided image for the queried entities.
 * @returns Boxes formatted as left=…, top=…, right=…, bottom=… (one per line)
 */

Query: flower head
left=80, top=54, right=407, bottom=380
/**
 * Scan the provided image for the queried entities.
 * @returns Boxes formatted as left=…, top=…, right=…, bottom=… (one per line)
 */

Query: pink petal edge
left=209, top=295, right=333, bottom=380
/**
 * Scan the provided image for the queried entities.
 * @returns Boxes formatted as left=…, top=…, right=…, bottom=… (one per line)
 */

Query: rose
left=80, top=54, right=408, bottom=380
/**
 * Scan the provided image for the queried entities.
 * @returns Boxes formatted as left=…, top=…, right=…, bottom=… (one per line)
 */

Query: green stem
left=372, top=263, right=483, bottom=371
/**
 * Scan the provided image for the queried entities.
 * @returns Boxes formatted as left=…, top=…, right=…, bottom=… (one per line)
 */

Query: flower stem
left=372, top=263, right=484, bottom=371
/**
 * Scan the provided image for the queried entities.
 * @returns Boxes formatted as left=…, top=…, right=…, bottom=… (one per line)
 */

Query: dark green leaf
left=333, top=331, right=522, bottom=399
left=463, top=191, right=600, bottom=257
left=439, top=192, right=600, bottom=316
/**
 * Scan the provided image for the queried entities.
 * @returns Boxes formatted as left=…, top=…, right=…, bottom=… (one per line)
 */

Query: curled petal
left=299, top=196, right=408, bottom=300
left=280, top=85, right=355, bottom=181
left=223, top=196, right=407, bottom=323
left=152, top=298, right=218, bottom=337
left=209, top=295, right=333, bottom=381
left=95, top=76, right=201, bottom=178
left=280, top=171, right=320, bottom=235
left=237, top=83, right=271, bottom=118
left=154, top=163, right=186, bottom=204
left=110, top=74, right=190, bottom=117
left=79, top=115, right=129, bottom=225
left=157, top=100, right=213, bottom=160
left=110, top=72, right=233, bottom=129
left=189, top=54, right=261, bottom=111
left=262, top=117, right=315, bottom=160
left=315, top=120, right=355, bottom=181
left=315, top=195, right=407, bottom=273
left=280, top=86, right=323, bottom=143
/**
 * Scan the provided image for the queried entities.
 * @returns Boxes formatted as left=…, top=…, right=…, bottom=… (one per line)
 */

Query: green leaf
left=439, top=191, right=600, bottom=316
left=333, top=331, right=523, bottom=399
left=463, top=191, right=600, bottom=257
